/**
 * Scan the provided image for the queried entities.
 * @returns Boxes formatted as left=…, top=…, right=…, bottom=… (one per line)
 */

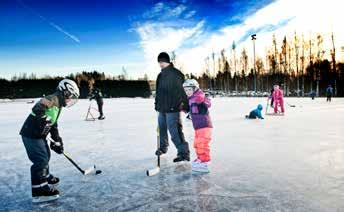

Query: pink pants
left=274, top=99, right=285, bottom=113
left=194, top=128, right=212, bottom=162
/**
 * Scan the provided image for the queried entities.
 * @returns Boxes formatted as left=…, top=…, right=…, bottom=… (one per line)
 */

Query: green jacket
left=20, top=92, right=63, bottom=140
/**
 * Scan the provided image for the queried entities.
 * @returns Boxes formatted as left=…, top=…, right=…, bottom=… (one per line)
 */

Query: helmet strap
left=57, top=91, right=67, bottom=107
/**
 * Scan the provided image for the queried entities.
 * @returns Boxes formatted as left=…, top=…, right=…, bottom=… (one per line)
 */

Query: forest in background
left=0, top=71, right=151, bottom=99
left=180, top=33, right=344, bottom=97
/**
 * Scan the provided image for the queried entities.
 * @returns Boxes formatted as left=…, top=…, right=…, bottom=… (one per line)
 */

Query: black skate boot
left=47, top=174, right=60, bottom=186
left=98, top=115, right=105, bottom=120
left=32, top=184, right=60, bottom=203
left=173, top=154, right=190, bottom=163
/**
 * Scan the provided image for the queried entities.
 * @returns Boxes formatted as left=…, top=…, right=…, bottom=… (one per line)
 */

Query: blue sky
left=0, top=0, right=275, bottom=79
left=1, top=0, right=341, bottom=79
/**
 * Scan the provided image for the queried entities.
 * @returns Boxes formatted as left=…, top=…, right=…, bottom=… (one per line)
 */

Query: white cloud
left=143, top=2, right=187, bottom=20
left=137, top=0, right=344, bottom=79
left=142, top=2, right=165, bottom=19
left=135, top=21, right=204, bottom=78
left=184, top=10, right=196, bottom=19
left=167, top=5, right=187, bottom=18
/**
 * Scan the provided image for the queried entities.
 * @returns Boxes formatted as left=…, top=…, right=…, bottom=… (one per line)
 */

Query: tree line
left=0, top=71, right=151, bottom=99
left=181, top=32, right=344, bottom=97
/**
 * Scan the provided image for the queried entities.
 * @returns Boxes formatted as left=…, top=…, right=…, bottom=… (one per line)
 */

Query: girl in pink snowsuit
left=183, top=79, right=213, bottom=173
left=272, top=85, right=285, bottom=113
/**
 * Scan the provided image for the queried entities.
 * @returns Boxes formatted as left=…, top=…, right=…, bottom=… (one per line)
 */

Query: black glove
left=50, top=137, right=64, bottom=154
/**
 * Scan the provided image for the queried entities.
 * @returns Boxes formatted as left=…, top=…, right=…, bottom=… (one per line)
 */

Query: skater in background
left=246, top=104, right=264, bottom=119
left=183, top=79, right=213, bottom=172
left=155, top=52, right=190, bottom=163
left=326, top=85, right=333, bottom=102
left=272, top=84, right=285, bottom=114
left=310, top=90, right=316, bottom=100
left=20, top=79, right=79, bottom=203
left=89, top=87, right=105, bottom=120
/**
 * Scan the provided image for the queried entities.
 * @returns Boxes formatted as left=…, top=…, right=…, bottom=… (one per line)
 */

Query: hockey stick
left=47, top=138, right=102, bottom=175
left=62, top=153, right=101, bottom=175
left=146, top=126, right=160, bottom=176
left=265, top=98, right=270, bottom=115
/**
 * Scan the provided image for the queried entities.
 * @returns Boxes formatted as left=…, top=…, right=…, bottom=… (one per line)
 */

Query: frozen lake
left=0, top=97, right=344, bottom=211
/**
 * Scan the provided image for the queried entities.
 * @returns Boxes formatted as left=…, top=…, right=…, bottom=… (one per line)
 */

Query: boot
left=32, top=184, right=59, bottom=203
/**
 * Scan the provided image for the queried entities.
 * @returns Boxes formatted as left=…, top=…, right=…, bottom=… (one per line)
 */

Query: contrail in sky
left=16, top=0, right=80, bottom=43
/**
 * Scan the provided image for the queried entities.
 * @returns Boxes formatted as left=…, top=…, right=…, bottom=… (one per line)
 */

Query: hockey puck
left=96, top=170, right=102, bottom=175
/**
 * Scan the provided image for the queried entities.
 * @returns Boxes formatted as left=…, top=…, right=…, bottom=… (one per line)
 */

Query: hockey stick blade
left=146, top=167, right=160, bottom=177
left=83, top=165, right=96, bottom=175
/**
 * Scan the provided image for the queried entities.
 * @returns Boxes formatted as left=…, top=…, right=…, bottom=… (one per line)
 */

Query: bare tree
left=294, top=32, right=300, bottom=96
left=240, top=48, right=248, bottom=91
left=331, top=32, right=337, bottom=96
left=301, top=34, right=305, bottom=96
left=232, top=41, right=238, bottom=93
left=282, top=36, right=288, bottom=94
left=273, top=34, right=279, bottom=74
left=309, top=32, right=314, bottom=93
left=315, top=34, right=324, bottom=96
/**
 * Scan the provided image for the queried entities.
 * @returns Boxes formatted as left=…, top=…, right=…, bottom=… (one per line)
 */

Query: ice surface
left=0, top=97, right=344, bottom=211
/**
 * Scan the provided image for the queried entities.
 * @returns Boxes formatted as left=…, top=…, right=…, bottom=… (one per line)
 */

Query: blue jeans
left=22, top=136, right=50, bottom=186
left=158, top=112, right=189, bottom=157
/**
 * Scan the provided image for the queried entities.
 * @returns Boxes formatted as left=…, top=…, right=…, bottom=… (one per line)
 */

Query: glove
left=179, top=102, right=190, bottom=112
left=50, top=137, right=64, bottom=154
left=186, top=113, right=192, bottom=120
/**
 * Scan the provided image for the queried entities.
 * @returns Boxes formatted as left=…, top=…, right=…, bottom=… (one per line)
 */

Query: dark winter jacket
left=20, top=92, right=63, bottom=141
left=155, top=64, right=189, bottom=113
left=90, top=89, right=103, bottom=104
left=326, top=86, right=333, bottom=96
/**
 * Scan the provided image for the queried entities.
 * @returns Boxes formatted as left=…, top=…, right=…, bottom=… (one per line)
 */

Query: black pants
left=97, top=102, right=104, bottom=116
left=158, top=112, right=190, bottom=157
left=248, top=111, right=257, bottom=119
left=327, top=95, right=332, bottom=102
left=22, top=136, right=50, bottom=186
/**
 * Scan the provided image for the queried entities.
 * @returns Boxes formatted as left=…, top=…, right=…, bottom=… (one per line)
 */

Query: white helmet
left=57, top=79, right=80, bottom=107
left=183, top=79, right=199, bottom=89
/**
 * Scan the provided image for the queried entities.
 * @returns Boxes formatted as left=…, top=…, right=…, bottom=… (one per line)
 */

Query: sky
left=1, top=0, right=343, bottom=80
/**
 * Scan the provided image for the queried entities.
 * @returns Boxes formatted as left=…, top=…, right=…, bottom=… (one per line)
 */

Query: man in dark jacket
left=155, top=52, right=190, bottom=162
left=90, top=87, right=105, bottom=120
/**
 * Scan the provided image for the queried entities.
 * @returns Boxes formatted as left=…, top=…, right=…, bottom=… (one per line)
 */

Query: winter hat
left=257, top=104, right=263, bottom=110
left=157, top=52, right=170, bottom=63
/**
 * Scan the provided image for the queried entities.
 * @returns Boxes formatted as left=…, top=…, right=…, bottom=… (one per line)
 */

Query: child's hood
left=257, top=104, right=263, bottom=110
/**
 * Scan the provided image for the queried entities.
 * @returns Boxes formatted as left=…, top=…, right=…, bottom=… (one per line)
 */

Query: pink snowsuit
left=188, top=89, right=213, bottom=162
left=272, top=87, right=285, bottom=113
